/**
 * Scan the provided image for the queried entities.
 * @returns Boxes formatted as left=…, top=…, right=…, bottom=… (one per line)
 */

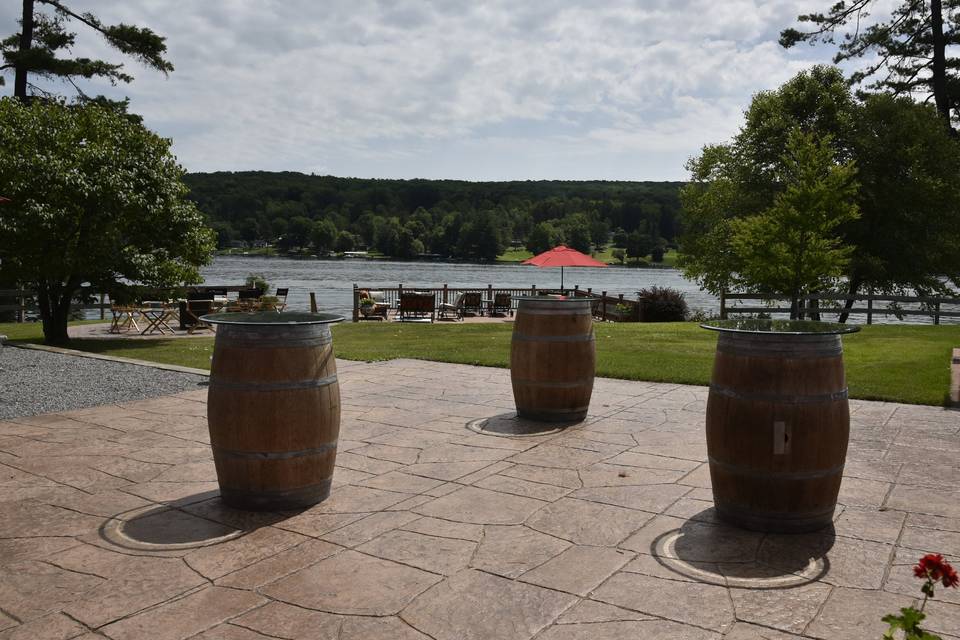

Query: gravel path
left=0, top=344, right=207, bottom=419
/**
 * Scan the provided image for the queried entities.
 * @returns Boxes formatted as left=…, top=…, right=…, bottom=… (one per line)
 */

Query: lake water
left=200, top=255, right=719, bottom=318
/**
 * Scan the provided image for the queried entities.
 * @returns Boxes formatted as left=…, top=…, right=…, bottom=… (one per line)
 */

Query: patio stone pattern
left=1, top=357, right=959, bottom=639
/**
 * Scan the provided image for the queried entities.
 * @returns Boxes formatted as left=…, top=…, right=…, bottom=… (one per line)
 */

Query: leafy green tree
left=626, top=229, right=654, bottom=264
left=590, top=217, right=610, bottom=249
left=526, top=221, right=564, bottom=254
left=562, top=213, right=593, bottom=253
left=0, top=98, right=215, bottom=344
left=2, top=1, right=173, bottom=104
left=311, top=218, right=338, bottom=253
left=238, top=217, right=261, bottom=245
left=287, top=216, right=313, bottom=249
left=680, top=65, right=960, bottom=310
left=612, top=228, right=629, bottom=248
left=353, top=212, right=379, bottom=247
left=844, top=92, right=960, bottom=306
left=611, top=248, right=626, bottom=265
left=729, top=131, right=860, bottom=316
left=334, top=230, right=355, bottom=253
left=780, top=0, right=960, bottom=127
left=270, top=217, right=288, bottom=244
left=432, top=212, right=462, bottom=257
left=397, top=225, right=424, bottom=258
left=374, top=218, right=401, bottom=256
left=211, top=221, right=236, bottom=249
left=456, top=212, right=503, bottom=262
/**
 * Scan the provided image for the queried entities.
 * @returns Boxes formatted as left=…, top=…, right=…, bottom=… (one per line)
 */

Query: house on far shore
left=343, top=251, right=369, bottom=258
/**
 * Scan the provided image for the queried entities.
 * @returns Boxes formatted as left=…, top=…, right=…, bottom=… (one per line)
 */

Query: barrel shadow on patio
left=0, top=358, right=958, bottom=639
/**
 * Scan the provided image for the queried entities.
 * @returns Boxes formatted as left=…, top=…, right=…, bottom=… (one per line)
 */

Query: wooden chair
left=238, top=288, right=262, bottom=300
left=109, top=305, right=140, bottom=333
left=438, top=294, right=464, bottom=321
left=492, top=292, right=513, bottom=317
left=398, top=292, right=435, bottom=322
left=275, top=288, right=289, bottom=311
left=184, top=299, right=215, bottom=333
left=461, top=292, right=483, bottom=316
left=364, top=290, right=390, bottom=319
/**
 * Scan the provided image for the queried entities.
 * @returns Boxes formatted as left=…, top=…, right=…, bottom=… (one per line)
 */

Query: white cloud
left=0, top=0, right=845, bottom=179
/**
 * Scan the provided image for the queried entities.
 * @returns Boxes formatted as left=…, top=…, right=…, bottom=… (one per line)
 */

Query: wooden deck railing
left=352, top=284, right=637, bottom=322
left=0, top=284, right=251, bottom=322
left=720, top=291, right=960, bottom=324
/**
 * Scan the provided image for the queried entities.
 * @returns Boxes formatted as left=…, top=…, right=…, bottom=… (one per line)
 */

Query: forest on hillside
left=184, top=172, right=683, bottom=262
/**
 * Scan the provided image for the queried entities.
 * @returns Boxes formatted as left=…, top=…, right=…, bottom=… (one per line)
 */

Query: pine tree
left=780, top=1, right=960, bottom=128
left=2, top=0, right=173, bottom=104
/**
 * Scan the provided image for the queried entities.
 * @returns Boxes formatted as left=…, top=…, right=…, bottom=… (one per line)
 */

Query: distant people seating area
left=103, top=285, right=291, bottom=335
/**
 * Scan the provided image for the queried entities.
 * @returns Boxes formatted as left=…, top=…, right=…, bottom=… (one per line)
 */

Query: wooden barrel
left=204, top=312, right=344, bottom=510
left=511, top=297, right=595, bottom=422
left=705, top=325, right=854, bottom=533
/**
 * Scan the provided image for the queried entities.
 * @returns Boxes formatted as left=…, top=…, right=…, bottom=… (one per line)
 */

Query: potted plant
left=259, top=295, right=281, bottom=312
left=359, top=296, right=376, bottom=317
left=614, top=302, right=634, bottom=322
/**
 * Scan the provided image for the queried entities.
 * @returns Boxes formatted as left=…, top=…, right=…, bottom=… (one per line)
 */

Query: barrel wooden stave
left=510, top=299, right=595, bottom=422
left=208, top=323, right=340, bottom=510
left=706, top=332, right=849, bottom=533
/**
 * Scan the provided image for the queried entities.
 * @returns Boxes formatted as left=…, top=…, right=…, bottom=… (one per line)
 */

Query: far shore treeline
left=184, top=172, right=683, bottom=262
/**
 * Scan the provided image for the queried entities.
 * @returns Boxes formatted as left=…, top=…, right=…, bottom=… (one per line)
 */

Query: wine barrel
left=703, top=321, right=858, bottom=533
left=511, top=297, right=595, bottom=422
left=204, top=312, right=344, bottom=510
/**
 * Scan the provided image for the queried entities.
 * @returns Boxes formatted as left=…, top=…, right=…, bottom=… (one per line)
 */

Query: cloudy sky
left=2, top=1, right=850, bottom=180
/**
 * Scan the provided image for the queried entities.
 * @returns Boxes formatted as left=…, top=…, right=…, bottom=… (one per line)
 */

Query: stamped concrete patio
left=2, top=357, right=960, bottom=640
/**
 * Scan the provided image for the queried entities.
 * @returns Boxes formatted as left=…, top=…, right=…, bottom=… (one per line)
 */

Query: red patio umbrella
left=522, top=245, right=608, bottom=289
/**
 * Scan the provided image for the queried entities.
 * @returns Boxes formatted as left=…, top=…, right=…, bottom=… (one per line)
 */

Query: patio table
left=139, top=302, right=177, bottom=335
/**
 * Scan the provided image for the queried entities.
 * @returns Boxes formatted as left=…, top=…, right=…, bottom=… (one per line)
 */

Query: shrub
left=639, top=286, right=688, bottom=322
left=651, top=245, right=665, bottom=262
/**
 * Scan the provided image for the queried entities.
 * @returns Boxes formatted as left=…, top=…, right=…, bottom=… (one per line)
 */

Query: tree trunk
left=37, top=280, right=73, bottom=345
left=931, top=0, right=952, bottom=126
left=14, top=0, right=34, bottom=101
left=837, top=279, right=861, bottom=324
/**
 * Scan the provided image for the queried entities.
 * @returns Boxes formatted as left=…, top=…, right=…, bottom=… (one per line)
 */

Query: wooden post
left=587, top=288, right=592, bottom=295
left=352, top=285, right=359, bottom=322
left=719, top=290, right=727, bottom=320
left=574, top=285, right=579, bottom=296
left=950, top=348, right=960, bottom=407
left=602, top=291, right=607, bottom=320
left=935, top=300, right=941, bottom=325
left=531, top=284, right=537, bottom=295
left=310, top=292, right=318, bottom=313
left=443, top=284, right=448, bottom=304
left=866, top=296, right=873, bottom=325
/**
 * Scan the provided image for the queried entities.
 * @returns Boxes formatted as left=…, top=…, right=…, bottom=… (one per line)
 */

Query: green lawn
left=4, top=320, right=957, bottom=406
left=497, top=248, right=534, bottom=262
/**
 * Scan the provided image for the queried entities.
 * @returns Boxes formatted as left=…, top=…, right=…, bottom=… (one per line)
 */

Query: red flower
left=914, top=554, right=960, bottom=589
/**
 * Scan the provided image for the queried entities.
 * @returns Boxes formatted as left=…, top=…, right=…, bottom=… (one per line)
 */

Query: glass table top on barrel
left=700, top=318, right=861, bottom=335
left=700, top=318, right=860, bottom=533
